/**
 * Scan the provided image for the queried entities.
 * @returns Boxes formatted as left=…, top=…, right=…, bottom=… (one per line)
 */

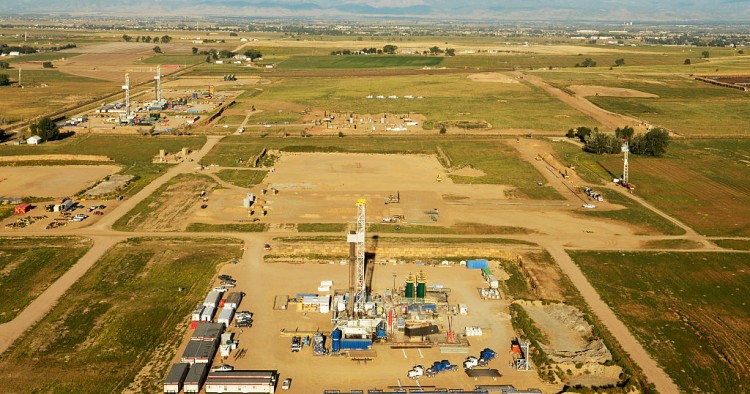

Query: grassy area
left=217, top=114, right=247, bottom=125
left=277, top=55, right=443, bottom=70
left=203, top=135, right=563, bottom=200
left=570, top=251, right=750, bottom=393
left=140, top=53, right=207, bottom=65
left=578, top=190, right=686, bottom=236
left=712, top=239, right=750, bottom=251
left=0, top=237, right=242, bottom=393
left=6, top=52, right=81, bottom=63
left=641, top=239, right=704, bottom=249
left=369, top=222, right=535, bottom=235
left=185, top=222, right=267, bottom=232
left=112, top=173, right=218, bottom=231
left=0, top=205, right=14, bottom=221
left=0, top=134, right=207, bottom=197
left=551, top=139, right=750, bottom=237
left=297, top=223, right=348, bottom=232
left=215, top=169, right=269, bottom=188
left=0, top=237, right=92, bottom=323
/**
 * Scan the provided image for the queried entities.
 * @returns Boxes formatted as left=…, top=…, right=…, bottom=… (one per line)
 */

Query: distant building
left=27, top=135, right=42, bottom=145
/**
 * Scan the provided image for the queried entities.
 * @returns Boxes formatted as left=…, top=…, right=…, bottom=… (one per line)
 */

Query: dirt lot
left=468, top=72, right=521, bottom=83
left=0, top=165, right=120, bottom=198
left=170, top=238, right=561, bottom=393
left=568, top=85, right=659, bottom=98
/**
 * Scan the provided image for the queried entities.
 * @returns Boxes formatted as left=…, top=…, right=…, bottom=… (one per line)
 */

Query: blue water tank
left=466, top=259, right=489, bottom=269
left=331, top=329, right=342, bottom=353
left=340, top=338, right=372, bottom=350
left=376, top=321, right=387, bottom=339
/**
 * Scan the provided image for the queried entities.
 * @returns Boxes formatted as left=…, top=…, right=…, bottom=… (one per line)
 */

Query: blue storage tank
left=331, top=329, right=342, bottom=353
left=466, top=259, right=489, bottom=269
left=376, top=321, right=387, bottom=339
left=339, top=338, right=372, bottom=350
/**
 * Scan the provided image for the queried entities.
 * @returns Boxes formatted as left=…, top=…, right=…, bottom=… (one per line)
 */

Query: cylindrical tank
left=331, top=329, right=342, bottom=353
left=405, top=282, right=414, bottom=298
left=416, top=270, right=427, bottom=299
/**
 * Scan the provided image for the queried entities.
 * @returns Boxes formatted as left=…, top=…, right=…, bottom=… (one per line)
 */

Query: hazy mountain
left=3, top=0, right=750, bottom=21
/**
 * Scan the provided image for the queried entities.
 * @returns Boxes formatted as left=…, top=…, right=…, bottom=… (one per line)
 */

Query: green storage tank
left=416, top=282, right=426, bottom=299
left=405, top=282, right=415, bottom=298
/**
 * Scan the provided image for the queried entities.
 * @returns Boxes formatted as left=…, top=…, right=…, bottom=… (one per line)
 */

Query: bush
left=439, top=126, right=447, bottom=134
left=0, top=74, right=9, bottom=86
left=338, top=131, right=344, bottom=138
left=630, top=127, right=670, bottom=157
left=0, top=61, right=9, bottom=70
left=42, top=61, right=53, bottom=68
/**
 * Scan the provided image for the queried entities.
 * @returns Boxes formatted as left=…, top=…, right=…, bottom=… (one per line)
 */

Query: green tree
left=206, top=55, right=212, bottom=63
left=575, top=126, right=592, bottom=143
left=684, top=58, right=691, bottom=65
left=29, top=117, right=59, bottom=141
left=219, top=50, right=235, bottom=58
left=614, top=58, right=625, bottom=66
left=0, top=61, right=10, bottom=69
left=243, top=49, right=262, bottom=60
left=42, top=61, right=53, bottom=68
left=631, top=127, right=670, bottom=157
left=229, top=32, right=238, bottom=37
left=615, top=125, right=635, bottom=141
left=446, top=48, right=456, bottom=56
left=739, top=50, right=745, bottom=55
left=565, top=128, right=576, bottom=139
left=576, top=58, right=596, bottom=67
left=439, top=126, right=447, bottom=134
left=192, top=47, right=199, bottom=55
left=584, top=131, right=621, bottom=154
left=122, top=34, right=132, bottom=42
left=0, top=74, right=10, bottom=86
left=144, top=36, right=152, bottom=43
left=136, top=36, right=141, bottom=43
left=153, top=46, right=162, bottom=54
left=153, top=36, right=160, bottom=44
left=383, top=44, right=398, bottom=54
left=160, top=35, right=172, bottom=43
left=429, top=46, right=444, bottom=55
left=701, top=50, right=710, bottom=58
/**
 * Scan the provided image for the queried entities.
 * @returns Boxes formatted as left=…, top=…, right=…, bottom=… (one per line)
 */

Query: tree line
left=122, top=35, right=172, bottom=44
left=566, top=125, right=671, bottom=157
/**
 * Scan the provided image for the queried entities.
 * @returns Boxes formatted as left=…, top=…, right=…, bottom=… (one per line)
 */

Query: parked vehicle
left=291, top=336, right=302, bottom=352
left=211, top=365, right=234, bottom=372
left=407, top=365, right=424, bottom=379
left=281, top=378, right=292, bottom=390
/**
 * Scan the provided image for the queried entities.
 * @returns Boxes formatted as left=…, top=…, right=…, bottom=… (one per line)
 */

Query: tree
left=684, top=58, right=691, bottom=65
left=206, top=55, right=212, bottom=63
left=153, top=37, right=160, bottom=44
left=439, top=126, right=447, bottom=134
left=739, top=50, right=745, bottom=55
left=565, top=128, right=576, bottom=139
left=42, top=61, right=53, bottom=68
left=153, top=46, right=162, bottom=54
left=702, top=50, right=710, bottom=59
left=574, top=126, right=592, bottom=143
left=0, top=74, right=10, bottom=86
left=219, top=49, right=235, bottom=58
left=0, top=61, right=10, bottom=69
left=144, top=36, right=152, bottom=43
left=229, top=32, right=238, bottom=37
left=383, top=44, right=398, bottom=54
left=243, top=49, right=262, bottom=60
left=29, top=117, right=59, bottom=141
left=576, top=58, right=596, bottom=67
left=161, top=35, right=172, bottom=44
left=631, top=127, right=670, bottom=157
left=614, top=58, right=625, bottom=66
left=136, top=36, right=141, bottom=43
left=429, top=46, right=444, bottom=55
left=122, top=34, right=132, bottom=42
left=615, top=126, right=635, bottom=141
left=584, top=131, right=621, bottom=154
left=446, top=48, right=456, bottom=56
left=192, top=47, right=199, bottom=55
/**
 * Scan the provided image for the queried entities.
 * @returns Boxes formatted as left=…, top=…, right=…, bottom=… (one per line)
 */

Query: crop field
left=570, top=251, right=750, bottom=393
left=139, top=53, right=207, bottom=65
left=0, top=134, right=206, bottom=196
left=215, top=169, right=269, bottom=188
left=0, top=237, right=92, bottom=323
left=550, top=139, right=750, bottom=236
left=0, top=70, right=112, bottom=121
left=0, top=237, right=242, bottom=393
left=535, top=70, right=750, bottom=136
left=203, top=135, right=563, bottom=199
left=231, top=73, right=597, bottom=131
left=277, top=55, right=444, bottom=69
left=113, top=173, right=219, bottom=231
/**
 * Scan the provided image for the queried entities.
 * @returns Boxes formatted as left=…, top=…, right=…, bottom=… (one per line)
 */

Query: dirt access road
left=519, top=72, right=647, bottom=133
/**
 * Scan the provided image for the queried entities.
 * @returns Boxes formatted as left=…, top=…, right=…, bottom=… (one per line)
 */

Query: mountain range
left=4, top=0, right=750, bottom=22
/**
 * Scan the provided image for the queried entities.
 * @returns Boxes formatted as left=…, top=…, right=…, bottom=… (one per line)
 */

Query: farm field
left=550, top=139, right=750, bottom=236
left=113, top=173, right=219, bottom=231
left=0, top=237, right=92, bottom=323
left=0, top=237, right=242, bottom=394
left=0, top=134, right=207, bottom=197
left=202, top=135, right=563, bottom=199
left=570, top=251, right=750, bottom=393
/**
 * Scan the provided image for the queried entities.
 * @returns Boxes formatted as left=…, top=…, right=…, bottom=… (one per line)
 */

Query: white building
left=27, top=135, right=42, bottom=145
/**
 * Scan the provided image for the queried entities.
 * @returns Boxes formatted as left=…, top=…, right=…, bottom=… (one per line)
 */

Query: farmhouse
left=27, top=135, right=42, bottom=145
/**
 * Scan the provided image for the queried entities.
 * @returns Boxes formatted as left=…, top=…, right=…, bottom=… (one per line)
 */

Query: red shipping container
left=219, top=299, right=225, bottom=307
left=190, top=321, right=199, bottom=330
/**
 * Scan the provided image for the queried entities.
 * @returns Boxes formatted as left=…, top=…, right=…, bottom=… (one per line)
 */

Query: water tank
left=331, top=329, right=342, bottom=353
left=416, top=282, right=426, bottom=299
left=405, top=282, right=414, bottom=298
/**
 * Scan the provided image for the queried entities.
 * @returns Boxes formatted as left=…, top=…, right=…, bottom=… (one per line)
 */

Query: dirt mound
left=450, top=166, right=486, bottom=177
left=569, top=85, right=658, bottom=98
left=468, top=73, right=520, bottom=83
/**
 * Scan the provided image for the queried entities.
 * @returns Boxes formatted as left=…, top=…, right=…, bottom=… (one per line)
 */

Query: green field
left=278, top=55, right=443, bottom=69
left=6, top=52, right=81, bottom=63
left=712, top=239, right=750, bottom=251
left=0, top=134, right=206, bottom=197
left=0, top=237, right=241, bottom=393
left=550, top=139, right=750, bottom=236
left=0, top=237, right=91, bottom=323
left=227, top=73, right=597, bottom=131
left=576, top=189, right=686, bottom=236
left=296, top=223, right=348, bottom=232
left=185, top=222, right=267, bottom=232
left=641, top=239, right=703, bottom=249
left=215, top=169, right=269, bottom=188
left=140, top=53, right=207, bottom=65
left=570, top=251, right=750, bottom=393
left=203, top=135, right=563, bottom=199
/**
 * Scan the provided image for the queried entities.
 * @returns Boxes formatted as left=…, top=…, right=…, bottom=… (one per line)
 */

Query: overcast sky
left=5, top=0, right=750, bottom=21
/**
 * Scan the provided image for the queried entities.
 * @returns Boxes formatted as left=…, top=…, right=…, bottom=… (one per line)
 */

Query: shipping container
left=203, top=291, right=222, bottom=308
left=191, top=322, right=224, bottom=342
left=201, top=306, right=216, bottom=322
left=164, top=363, right=190, bottom=393
left=339, top=338, right=372, bottom=350
left=217, top=308, right=235, bottom=327
left=183, top=363, right=209, bottom=393
left=191, top=305, right=205, bottom=322
left=466, top=259, right=489, bottom=269
left=224, top=292, right=243, bottom=309
left=404, top=324, right=439, bottom=337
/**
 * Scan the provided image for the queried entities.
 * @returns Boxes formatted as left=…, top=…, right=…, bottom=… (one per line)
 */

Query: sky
left=4, top=0, right=750, bottom=21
